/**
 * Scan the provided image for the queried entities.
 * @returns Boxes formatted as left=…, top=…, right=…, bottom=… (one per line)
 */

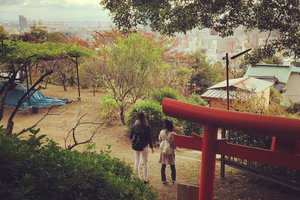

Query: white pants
left=134, top=146, right=148, bottom=180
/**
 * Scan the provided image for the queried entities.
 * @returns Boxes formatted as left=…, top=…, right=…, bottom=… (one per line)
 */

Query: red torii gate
left=162, top=98, right=300, bottom=200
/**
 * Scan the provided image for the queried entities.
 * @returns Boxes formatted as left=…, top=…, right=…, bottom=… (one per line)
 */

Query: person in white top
left=158, top=119, right=176, bottom=184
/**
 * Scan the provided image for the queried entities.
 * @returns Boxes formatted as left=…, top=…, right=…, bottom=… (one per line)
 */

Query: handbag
left=160, top=131, right=173, bottom=155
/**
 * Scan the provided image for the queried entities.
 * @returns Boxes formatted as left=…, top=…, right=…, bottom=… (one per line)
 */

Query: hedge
left=0, top=127, right=157, bottom=200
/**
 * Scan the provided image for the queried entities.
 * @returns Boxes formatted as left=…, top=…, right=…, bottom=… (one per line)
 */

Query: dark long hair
left=136, top=111, right=148, bottom=125
left=164, top=119, right=174, bottom=131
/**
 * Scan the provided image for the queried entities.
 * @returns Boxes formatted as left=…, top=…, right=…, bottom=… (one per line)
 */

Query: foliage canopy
left=189, top=50, right=225, bottom=94
left=100, top=0, right=300, bottom=60
left=101, top=33, right=165, bottom=124
left=2, top=40, right=92, bottom=64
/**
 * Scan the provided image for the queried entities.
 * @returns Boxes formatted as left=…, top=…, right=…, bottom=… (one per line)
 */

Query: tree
left=47, top=32, right=68, bottom=43
left=262, top=56, right=282, bottom=65
left=92, top=28, right=126, bottom=49
left=19, top=32, right=39, bottom=43
left=93, top=29, right=190, bottom=95
left=79, top=56, right=104, bottom=96
left=101, top=33, right=164, bottom=124
left=0, top=39, right=92, bottom=134
left=37, top=42, right=92, bottom=91
left=31, top=29, right=49, bottom=43
left=0, top=25, right=9, bottom=40
left=138, top=30, right=187, bottom=63
left=64, top=109, right=106, bottom=151
left=100, top=0, right=300, bottom=61
left=189, top=50, right=225, bottom=94
left=137, top=31, right=191, bottom=95
left=52, top=59, right=75, bottom=91
left=68, top=35, right=90, bottom=48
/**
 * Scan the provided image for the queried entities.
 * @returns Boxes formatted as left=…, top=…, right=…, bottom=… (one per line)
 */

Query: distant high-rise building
left=19, top=15, right=28, bottom=31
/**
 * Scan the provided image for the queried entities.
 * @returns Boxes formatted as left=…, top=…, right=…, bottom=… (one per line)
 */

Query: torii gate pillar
left=200, top=126, right=218, bottom=200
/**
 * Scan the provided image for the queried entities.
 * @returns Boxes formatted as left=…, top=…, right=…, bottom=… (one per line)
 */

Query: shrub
left=0, top=127, right=157, bottom=200
left=182, top=94, right=207, bottom=136
left=100, top=94, right=119, bottom=126
left=126, top=100, right=164, bottom=143
left=151, top=87, right=179, bottom=105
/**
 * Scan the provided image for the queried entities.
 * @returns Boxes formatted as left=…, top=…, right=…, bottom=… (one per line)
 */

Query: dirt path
left=1, top=85, right=299, bottom=200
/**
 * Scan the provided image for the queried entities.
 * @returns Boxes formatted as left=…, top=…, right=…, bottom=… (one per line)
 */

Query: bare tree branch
left=16, top=106, right=68, bottom=136
left=17, top=107, right=52, bottom=135
left=0, top=69, right=20, bottom=121
left=64, top=110, right=107, bottom=151
left=265, top=30, right=272, bottom=44
left=6, top=70, right=53, bottom=135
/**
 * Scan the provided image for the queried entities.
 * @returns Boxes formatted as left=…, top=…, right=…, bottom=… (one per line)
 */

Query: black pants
left=161, top=164, right=176, bottom=182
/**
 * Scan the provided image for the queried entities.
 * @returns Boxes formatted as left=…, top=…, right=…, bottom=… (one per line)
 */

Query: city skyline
left=0, top=0, right=112, bottom=23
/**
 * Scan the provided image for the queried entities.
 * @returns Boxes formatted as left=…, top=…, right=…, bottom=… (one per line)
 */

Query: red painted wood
left=163, top=98, right=300, bottom=200
left=174, top=134, right=300, bottom=170
left=199, top=126, right=218, bottom=200
left=173, top=133, right=202, bottom=151
left=271, top=136, right=296, bottom=154
left=271, top=136, right=276, bottom=151
left=216, top=139, right=300, bottom=170
left=162, top=98, right=300, bottom=140
left=296, top=141, right=300, bottom=154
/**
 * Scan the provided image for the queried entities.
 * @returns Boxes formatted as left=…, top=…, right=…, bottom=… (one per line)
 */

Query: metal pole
left=75, top=57, right=81, bottom=102
left=221, top=53, right=230, bottom=178
left=226, top=53, right=230, bottom=110
left=199, top=125, right=218, bottom=200
left=25, top=65, right=30, bottom=107
left=221, top=129, right=226, bottom=178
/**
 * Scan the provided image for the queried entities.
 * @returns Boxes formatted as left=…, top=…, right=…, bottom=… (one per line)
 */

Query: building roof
left=244, top=64, right=300, bottom=84
left=201, top=76, right=272, bottom=100
left=291, top=66, right=300, bottom=73
left=209, top=76, right=273, bottom=93
left=201, top=89, right=237, bottom=100
left=244, top=64, right=291, bottom=83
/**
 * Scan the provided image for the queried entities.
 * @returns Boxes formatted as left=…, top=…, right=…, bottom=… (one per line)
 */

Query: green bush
left=0, top=127, right=157, bottom=200
left=150, top=87, right=179, bottom=105
left=100, top=94, right=119, bottom=126
left=182, top=94, right=207, bottom=136
left=126, top=100, right=164, bottom=144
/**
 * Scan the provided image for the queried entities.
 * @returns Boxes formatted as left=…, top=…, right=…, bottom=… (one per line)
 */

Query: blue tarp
left=0, top=82, right=68, bottom=110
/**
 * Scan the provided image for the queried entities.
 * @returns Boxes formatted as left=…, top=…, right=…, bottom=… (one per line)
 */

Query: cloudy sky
left=0, top=0, right=112, bottom=22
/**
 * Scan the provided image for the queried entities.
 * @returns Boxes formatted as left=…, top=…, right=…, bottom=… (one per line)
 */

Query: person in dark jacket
left=130, top=111, right=154, bottom=184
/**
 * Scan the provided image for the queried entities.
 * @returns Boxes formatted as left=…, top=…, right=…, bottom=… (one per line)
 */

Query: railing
left=162, top=98, right=300, bottom=200
left=225, top=130, right=300, bottom=192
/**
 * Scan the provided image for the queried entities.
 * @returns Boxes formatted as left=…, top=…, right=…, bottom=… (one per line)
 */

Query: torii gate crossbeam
left=162, top=98, right=300, bottom=200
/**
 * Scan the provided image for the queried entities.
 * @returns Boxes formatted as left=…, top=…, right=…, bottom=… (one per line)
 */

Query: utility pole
left=221, top=48, right=251, bottom=178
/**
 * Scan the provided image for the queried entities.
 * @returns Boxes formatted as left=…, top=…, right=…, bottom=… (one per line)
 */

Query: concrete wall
left=285, top=72, right=300, bottom=103
left=254, top=87, right=270, bottom=108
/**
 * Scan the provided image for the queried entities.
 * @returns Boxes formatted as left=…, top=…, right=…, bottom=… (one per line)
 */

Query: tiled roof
left=244, top=64, right=300, bottom=84
left=201, top=89, right=237, bottom=100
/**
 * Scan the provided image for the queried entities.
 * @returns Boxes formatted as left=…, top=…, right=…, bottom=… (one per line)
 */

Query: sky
left=0, top=0, right=112, bottom=22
